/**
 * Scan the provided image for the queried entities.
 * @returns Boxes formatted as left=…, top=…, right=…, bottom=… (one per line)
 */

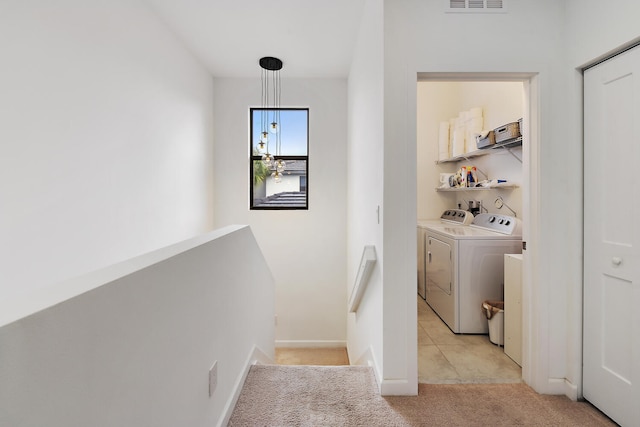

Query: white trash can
left=482, top=300, right=504, bottom=346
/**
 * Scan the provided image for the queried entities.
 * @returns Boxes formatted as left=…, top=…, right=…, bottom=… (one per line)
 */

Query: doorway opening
left=415, top=72, right=536, bottom=384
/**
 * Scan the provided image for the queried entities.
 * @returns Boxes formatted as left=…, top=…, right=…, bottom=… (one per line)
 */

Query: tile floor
left=418, top=295, right=522, bottom=384
left=276, top=298, right=522, bottom=384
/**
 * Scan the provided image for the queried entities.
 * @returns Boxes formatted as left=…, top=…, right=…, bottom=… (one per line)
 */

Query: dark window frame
left=249, top=107, right=309, bottom=210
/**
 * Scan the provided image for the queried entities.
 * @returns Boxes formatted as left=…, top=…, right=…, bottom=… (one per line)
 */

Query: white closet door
left=584, top=45, right=640, bottom=427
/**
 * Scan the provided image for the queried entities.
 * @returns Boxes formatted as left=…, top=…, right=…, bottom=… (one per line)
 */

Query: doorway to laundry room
left=416, top=74, right=533, bottom=384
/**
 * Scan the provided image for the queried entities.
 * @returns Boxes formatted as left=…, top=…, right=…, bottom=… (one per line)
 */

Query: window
left=250, top=108, right=309, bottom=210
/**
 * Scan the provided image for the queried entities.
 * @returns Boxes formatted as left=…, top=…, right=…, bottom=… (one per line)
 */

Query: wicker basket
left=494, top=121, right=521, bottom=144
left=476, top=131, right=496, bottom=149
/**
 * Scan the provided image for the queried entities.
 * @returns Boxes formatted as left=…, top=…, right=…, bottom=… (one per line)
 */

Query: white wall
left=381, top=0, right=420, bottom=393
left=384, top=0, right=572, bottom=396
left=213, top=78, right=348, bottom=347
left=346, top=0, right=386, bottom=382
left=566, top=0, right=640, bottom=68
left=417, top=81, right=524, bottom=221
left=0, top=226, right=275, bottom=427
left=417, top=82, right=460, bottom=221
left=0, top=0, right=215, bottom=301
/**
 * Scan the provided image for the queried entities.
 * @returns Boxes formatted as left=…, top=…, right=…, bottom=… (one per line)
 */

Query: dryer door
left=425, top=233, right=456, bottom=331
left=426, top=235, right=452, bottom=295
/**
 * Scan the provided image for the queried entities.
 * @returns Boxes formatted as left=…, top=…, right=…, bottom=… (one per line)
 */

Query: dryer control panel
left=440, top=209, right=474, bottom=225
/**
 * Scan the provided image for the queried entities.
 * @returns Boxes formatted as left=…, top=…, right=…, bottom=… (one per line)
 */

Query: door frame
left=416, top=72, right=541, bottom=389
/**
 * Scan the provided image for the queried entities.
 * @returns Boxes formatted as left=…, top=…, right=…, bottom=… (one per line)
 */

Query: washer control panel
left=470, top=213, right=522, bottom=235
left=440, top=209, right=474, bottom=225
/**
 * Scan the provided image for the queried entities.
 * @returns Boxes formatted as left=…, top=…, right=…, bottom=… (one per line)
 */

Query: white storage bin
left=483, top=300, right=504, bottom=346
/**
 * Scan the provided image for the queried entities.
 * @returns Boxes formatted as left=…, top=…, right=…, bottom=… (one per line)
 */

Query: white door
left=584, top=45, right=640, bottom=427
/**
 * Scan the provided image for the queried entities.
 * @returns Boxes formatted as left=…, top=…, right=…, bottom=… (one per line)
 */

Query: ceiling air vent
left=446, top=0, right=507, bottom=13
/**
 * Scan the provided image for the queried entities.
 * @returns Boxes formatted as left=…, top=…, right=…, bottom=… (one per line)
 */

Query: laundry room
left=416, top=79, right=526, bottom=383
left=417, top=80, right=524, bottom=221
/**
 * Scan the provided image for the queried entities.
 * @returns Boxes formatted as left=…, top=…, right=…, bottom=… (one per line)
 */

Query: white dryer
left=417, top=209, right=474, bottom=300
left=418, top=212, right=522, bottom=334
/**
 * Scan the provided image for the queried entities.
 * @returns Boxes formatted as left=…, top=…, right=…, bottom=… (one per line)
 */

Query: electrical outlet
left=209, top=361, right=218, bottom=397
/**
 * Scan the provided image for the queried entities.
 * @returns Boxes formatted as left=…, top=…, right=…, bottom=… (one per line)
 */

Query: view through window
left=250, top=108, right=309, bottom=209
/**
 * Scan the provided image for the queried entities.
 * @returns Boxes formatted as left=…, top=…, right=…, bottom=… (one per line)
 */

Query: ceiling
left=144, top=0, right=368, bottom=78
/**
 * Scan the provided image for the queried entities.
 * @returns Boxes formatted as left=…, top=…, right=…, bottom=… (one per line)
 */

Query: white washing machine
left=418, top=212, right=522, bottom=334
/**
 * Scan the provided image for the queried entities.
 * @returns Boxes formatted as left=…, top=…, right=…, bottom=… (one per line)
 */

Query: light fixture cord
left=262, top=68, right=269, bottom=153
left=276, top=69, right=281, bottom=156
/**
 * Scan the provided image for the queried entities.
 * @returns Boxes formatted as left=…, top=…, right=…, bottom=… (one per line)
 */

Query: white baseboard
left=546, top=378, right=566, bottom=395
left=562, top=379, right=579, bottom=401
left=350, top=346, right=417, bottom=396
left=217, top=345, right=273, bottom=427
left=275, top=340, right=347, bottom=348
left=248, top=345, right=273, bottom=365
left=546, top=378, right=579, bottom=401
left=348, top=345, right=382, bottom=394
left=380, top=379, right=415, bottom=396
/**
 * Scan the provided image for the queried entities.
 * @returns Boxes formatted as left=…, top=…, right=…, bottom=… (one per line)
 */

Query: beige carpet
left=228, top=365, right=616, bottom=426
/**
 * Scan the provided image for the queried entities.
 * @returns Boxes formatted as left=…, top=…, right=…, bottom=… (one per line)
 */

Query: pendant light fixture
left=258, top=56, right=285, bottom=182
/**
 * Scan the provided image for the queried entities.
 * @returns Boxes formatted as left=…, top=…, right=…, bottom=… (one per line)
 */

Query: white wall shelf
left=436, top=136, right=522, bottom=164
left=435, top=184, right=518, bottom=192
